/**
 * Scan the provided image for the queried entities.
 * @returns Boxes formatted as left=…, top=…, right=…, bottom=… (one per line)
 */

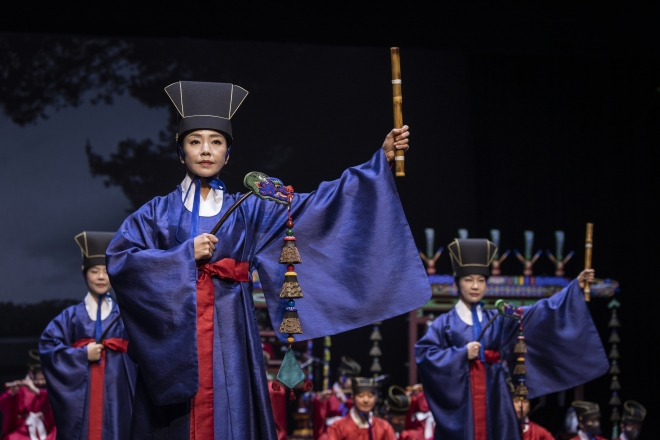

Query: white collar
left=84, top=293, right=112, bottom=321
left=181, top=174, right=224, bottom=217
left=349, top=407, right=372, bottom=429
left=454, top=300, right=483, bottom=325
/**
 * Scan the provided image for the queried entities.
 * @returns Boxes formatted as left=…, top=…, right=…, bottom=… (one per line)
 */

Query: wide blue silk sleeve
left=252, top=149, right=432, bottom=339
left=106, top=197, right=199, bottom=405
left=520, top=279, right=609, bottom=398
left=414, top=313, right=471, bottom=438
left=39, top=307, right=89, bottom=440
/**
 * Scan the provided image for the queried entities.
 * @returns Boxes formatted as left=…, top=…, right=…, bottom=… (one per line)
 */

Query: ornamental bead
left=288, top=300, right=295, bottom=307
left=287, top=265, right=295, bottom=272
left=286, top=220, right=294, bottom=228
left=287, top=336, right=295, bottom=344
left=286, top=229, right=295, bottom=236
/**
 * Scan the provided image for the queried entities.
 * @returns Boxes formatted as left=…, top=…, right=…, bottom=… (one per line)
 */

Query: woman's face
left=458, top=274, right=487, bottom=304
left=354, top=391, right=376, bottom=413
left=86, top=265, right=111, bottom=296
left=180, top=130, right=229, bottom=178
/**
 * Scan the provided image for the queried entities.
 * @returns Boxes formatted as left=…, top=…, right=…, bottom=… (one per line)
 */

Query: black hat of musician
left=622, top=400, right=646, bottom=424
left=385, top=385, right=411, bottom=415
left=337, top=356, right=362, bottom=377
left=448, top=238, right=498, bottom=278
left=74, top=231, right=115, bottom=271
left=352, top=377, right=378, bottom=395
left=28, top=349, right=41, bottom=373
left=165, top=81, right=249, bottom=145
left=571, top=401, right=601, bottom=421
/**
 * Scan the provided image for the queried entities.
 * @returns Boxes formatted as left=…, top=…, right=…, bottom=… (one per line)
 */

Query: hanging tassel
left=609, top=360, right=620, bottom=375
left=608, top=313, right=621, bottom=328
left=514, top=336, right=527, bottom=354
left=370, top=328, right=382, bottom=341
left=610, top=407, right=621, bottom=422
left=279, top=237, right=302, bottom=264
left=279, top=271, right=304, bottom=298
left=608, top=330, right=620, bottom=344
left=279, top=310, right=303, bottom=334
left=609, top=392, right=621, bottom=406
left=610, top=376, right=621, bottom=391
left=513, top=356, right=526, bottom=375
left=289, top=389, right=296, bottom=401
left=515, top=382, right=529, bottom=397
left=369, top=342, right=382, bottom=357
left=271, top=380, right=281, bottom=391
left=609, top=344, right=620, bottom=359
left=370, top=358, right=382, bottom=373
left=303, top=378, right=313, bottom=391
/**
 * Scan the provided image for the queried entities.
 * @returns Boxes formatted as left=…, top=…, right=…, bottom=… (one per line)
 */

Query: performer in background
left=314, top=356, right=360, bottom=439
left=327, top=378, right=396, bottom=440
left=404, top=386, right=433, bottom=440
left=39, top=232, right=137, bottom=440
left=0, top=351, right=56, bottom=440
left=511, top=395, right=552, bottom=440
left=570, top=401, right=606, bottom=440
left=106, top=81, right=430, bottom=440
left=415, top=238, right=608, bottom=439
left=616, top=400, right=645, bottom=440
left=383, top=385, right=423, bottom=440
left=264, top=351, right=287, bottom=440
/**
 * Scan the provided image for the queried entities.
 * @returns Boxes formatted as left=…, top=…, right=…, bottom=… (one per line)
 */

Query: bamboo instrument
left=584, top=223, right=593, bottom=301
left=390, top=47, right=405, bottom=177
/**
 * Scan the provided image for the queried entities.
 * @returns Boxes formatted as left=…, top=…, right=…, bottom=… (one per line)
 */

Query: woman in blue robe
left=106, top=81, right=431, bottom=440
left=39, top=231, right=137, bottom=440
left=415, top=238, right=608, bottom=440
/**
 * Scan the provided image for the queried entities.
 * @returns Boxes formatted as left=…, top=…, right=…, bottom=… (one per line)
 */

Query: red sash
left=469, top=349, right=500, bottom=440
left=72, top=337, right=129, bottom=440
left=190, top=258, right=249, bottom=440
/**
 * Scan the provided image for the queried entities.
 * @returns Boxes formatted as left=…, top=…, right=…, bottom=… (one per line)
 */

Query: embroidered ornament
left=270, top=191, right=313, bottom=399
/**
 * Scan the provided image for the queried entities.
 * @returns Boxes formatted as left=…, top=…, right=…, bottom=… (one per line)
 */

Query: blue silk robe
left=39, top=298, right=137, bottom=440
left=415, top=279, right=608, bottom=440
left=106, top=150, right=432, bottom=440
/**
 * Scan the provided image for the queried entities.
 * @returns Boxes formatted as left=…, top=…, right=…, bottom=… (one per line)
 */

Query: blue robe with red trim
left=415, top=280, right=608, bottom=440
left=106, top=149, right=432, bottom=440
left=38, top=299, right=137, bottom=440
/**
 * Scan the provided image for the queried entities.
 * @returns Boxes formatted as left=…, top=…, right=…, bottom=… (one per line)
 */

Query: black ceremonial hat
left=165, top=81, right=248, bottom=144
left=448, top=239, right=498, bottom=278
left=385, top=385, right=411, bottom=415
left=28, top=349, right=41, bottom=372
left=352, top=377, right=377, bottom=395
left=571, top=401, right=601, bottom=421
left=337, top=356, right=361, bottom=377
left=622, top=400, right=646, bottom=423
left=74, top=231, right=115, bottom=271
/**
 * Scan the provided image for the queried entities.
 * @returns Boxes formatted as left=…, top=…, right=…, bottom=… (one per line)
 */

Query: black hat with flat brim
left=448, top=238, right=498, bottom=278
left=352, top=377, right=378, bottom=395
left=74, top=231, right=115, bottom=271
left=165, top=81, right=248, bottom=145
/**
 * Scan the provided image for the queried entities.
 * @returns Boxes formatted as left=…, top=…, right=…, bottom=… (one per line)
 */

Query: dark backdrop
left=1, top=2, right=658, bottom=437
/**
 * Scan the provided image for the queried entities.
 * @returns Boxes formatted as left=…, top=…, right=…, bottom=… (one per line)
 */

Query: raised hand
left=382, top=125, right=410, bottom=162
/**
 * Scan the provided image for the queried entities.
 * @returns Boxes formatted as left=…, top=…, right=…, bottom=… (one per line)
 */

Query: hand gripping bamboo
left=390, top=47, right=405, bottom=177
left=584, top=223, right=593, bottom=301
